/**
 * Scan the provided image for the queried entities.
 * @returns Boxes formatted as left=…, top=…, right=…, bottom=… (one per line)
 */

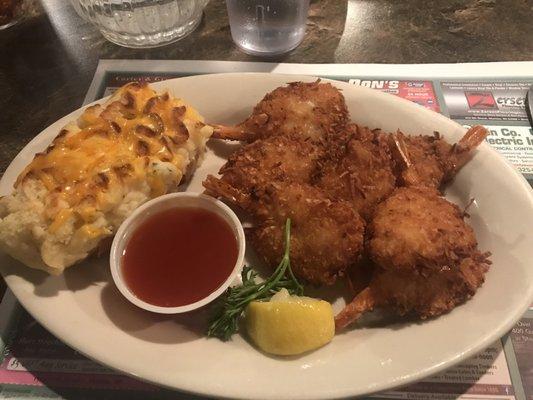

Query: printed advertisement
left=441, top=81, right=532, bottom=122
left=349, top=79, right=440, bottom=112
left=101, top=73, right=187, bottom=97
left=510, top=318, right=533, bottom=400
left=0, top=307, right=154, bottom=393
left=482, top=125, right=533, bottom=176
left=373, top=341, right=515, bottom=400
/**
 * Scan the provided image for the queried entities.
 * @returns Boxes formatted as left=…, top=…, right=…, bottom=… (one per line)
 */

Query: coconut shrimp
left=335, top=187, right=491, bottom=330
left=212, top=81, right=349, bottom=143
left=204, top=134, right=324, bottom=200
left=315, top=124, right=397, bottom=220
left=390, top=125, right=489, bottom=188
left=203, top=179, right=365, bottom=286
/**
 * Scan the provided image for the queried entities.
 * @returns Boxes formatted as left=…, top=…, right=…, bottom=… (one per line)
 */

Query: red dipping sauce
left=121, top=207, right=238, bottom=307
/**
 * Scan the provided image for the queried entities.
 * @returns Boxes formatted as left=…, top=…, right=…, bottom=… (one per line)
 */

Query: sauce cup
left=110, top=193, right=245, bottom=314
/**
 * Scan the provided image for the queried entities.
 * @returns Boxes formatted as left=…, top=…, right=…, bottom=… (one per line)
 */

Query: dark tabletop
left=1, top=0, right=533, bottom=176
left=0, top=0, right=532, bottom=294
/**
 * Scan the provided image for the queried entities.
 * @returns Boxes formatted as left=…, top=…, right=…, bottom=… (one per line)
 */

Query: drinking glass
left=225, top=0, right=310, bottom=56
left=69, top=0, right=209, bottom=48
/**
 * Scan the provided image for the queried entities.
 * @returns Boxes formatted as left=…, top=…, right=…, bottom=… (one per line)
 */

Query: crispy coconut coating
left=316, top=124, right=397, bottom=220
left=208, top=134, right=324, bottom=198
left=391, top=126, right=488, bottom=189
left=212, top=81, right=348, bottom=142
left=368, top=256, right=489, bottom=318
left=335, top=187, right=490, bottom=329
left=368, top=187, right=479, bottom=273
left=391, top=131, right=452, bottom=188
left=250, top=184, right=365, bottom=286
left=206, top=82, right=490, bottom=326
left=204, top=178, right=365, bottom=286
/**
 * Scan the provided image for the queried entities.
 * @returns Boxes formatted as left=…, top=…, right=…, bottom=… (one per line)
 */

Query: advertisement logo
left=465, top=91, right=498, bottom=110
left=496, top=96, right=526, bottom=107
left=348, top=79, right=399, bottom=89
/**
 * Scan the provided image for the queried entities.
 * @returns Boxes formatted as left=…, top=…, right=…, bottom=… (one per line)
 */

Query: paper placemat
left=1, top=60, right=532, bottom=400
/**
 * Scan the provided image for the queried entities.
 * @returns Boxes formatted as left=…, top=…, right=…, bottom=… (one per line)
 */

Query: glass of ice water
left=70, top=0, right=209, bottom=48
left=225, top=0, right=310, bottom=56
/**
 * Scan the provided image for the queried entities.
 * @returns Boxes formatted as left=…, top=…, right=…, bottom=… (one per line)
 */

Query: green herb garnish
left=207, top=218, right=303, bottom=340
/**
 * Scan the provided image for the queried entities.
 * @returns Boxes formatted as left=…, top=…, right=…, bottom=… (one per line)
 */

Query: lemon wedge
left=245, top=289, right=334, bottom=356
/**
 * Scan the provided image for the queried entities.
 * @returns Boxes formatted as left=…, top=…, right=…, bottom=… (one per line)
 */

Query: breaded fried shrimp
left=335, top=187, right=490, bottom=330
left=204, top=180, right=365, bottom=286
left=316, top=125, right=396, bottom=220
left=205, top=134, right=324, bottom=199
left=212, top=81, right=348, bottom=142
left=391, top=125, right=488, bottom=188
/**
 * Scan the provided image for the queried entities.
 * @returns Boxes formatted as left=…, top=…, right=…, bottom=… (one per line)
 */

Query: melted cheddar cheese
left=0, top=82, right=213, bottom=273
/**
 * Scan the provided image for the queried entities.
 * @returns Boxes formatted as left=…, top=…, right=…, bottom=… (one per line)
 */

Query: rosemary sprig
left=207, top=218, right=303, bottom=340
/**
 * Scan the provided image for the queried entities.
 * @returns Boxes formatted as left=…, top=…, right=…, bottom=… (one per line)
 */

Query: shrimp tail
left=211, top=113, right=269, bottom=142
left=444, top=125, right=488, bottom=181
left=389, top=131, right=423, bottom=187
left=211, top=124, right=249, bottom=141
left=202, top=175, right=251, bottom=209
left=335, top=287, right=376, bottom=331
left=390, top=131, right=412, bottom=169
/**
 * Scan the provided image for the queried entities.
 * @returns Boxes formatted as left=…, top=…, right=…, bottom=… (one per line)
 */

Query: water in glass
left=225, top=0, right=310, bottom=56
left=70, top=0, right=208, bottom=48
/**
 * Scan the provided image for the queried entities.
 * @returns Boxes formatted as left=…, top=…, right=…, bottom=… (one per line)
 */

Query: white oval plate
left=1, top=74, right=533, bottom=400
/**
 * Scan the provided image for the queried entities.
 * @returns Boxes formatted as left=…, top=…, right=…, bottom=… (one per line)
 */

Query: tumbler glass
left=225, top=0, right=310, bottom=56
left=69, top=0, right=209, bottom=48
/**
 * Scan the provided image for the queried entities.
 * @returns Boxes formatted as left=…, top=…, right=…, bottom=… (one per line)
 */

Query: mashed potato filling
left=0, top=82, right=213, bottom=274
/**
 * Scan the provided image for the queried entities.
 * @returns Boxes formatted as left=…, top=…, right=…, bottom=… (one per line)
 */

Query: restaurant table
left=0, top=0, right=532, bottom=398
left=2, top=0, right=533, bottom=179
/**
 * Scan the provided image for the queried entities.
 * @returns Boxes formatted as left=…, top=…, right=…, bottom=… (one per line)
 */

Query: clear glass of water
left=225, top=0, right=310, bottom=56
left=69, top=0, right=209, bottom=48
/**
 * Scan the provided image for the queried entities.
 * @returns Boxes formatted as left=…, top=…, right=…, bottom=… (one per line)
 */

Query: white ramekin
left=109, top=192, right=245, bottom=314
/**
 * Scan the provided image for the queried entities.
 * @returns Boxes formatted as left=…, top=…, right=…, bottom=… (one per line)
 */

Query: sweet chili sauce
left=122, top=207, right=238, bottom=308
